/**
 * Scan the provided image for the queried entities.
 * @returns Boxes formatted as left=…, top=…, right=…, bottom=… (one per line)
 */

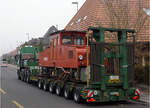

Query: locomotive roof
left=49, top=29, right=86, bottom=36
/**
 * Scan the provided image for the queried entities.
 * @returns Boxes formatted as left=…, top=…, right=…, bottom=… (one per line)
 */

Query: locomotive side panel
left=56, top=45, right=78, bottom=68
left=39, top=48, right=51, bottom=67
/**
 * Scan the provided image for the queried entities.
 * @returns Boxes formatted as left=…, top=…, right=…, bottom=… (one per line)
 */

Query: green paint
left=84, top=27, right=136, bottom=102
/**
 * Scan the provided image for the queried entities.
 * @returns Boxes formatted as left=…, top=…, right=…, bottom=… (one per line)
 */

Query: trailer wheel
left=38, top=80, right=43, bottom=89
left=49, top=83, right=54, bottom=93
left=43, top=82, right=48, bottom=91
left=56, top=85, right=61, bottom=96
left=73, top=89, right=81, bottom=103
left=64, top=87, right=70, bottom=99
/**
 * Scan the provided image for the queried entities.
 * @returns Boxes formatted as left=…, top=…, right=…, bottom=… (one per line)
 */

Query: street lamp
left=143, top=8, right=150, bottom=17
left=72, top=1, right=78, bottom=12
left=26, top=33, right=29, bottom=41
left=72, top=1, right=79, bottom=31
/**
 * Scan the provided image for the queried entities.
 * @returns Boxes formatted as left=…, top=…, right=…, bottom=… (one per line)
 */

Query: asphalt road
left=0, top=65, right=149, bottom=108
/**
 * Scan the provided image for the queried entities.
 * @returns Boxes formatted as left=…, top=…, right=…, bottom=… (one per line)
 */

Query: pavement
left=136, top=84, right=150, bottom=104
left=0, top=64, right=149, bottom=108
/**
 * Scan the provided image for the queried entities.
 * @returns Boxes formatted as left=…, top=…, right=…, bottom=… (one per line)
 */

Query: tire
left=17, top=70, right=21, bottom=80
left=43, top=82, right=48, bottom=91
left=21, top=73, right=24, bottom=81
left=26, top=70, right=31, bottom=84
left=73, top=89, right=81, bottom=103
left=38, top=80, right=43, bottom=89
left=56, top=85, right=61, bottom=96
left=49, top=83, right=54, bottom=93
left=26, top=76, right=31, bottom=84
left=64, top=87, right=70, bottom=99
left=23, top=73, right=25, bottom=82
left=18, top=75, right=21, bottom=80
left=24, top=73, right=27, bottom=82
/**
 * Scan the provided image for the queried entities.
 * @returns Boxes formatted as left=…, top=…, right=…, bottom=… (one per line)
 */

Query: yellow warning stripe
left=12, top=100, right=24, bottom=108
left=0, top=88, right=6, bottom=94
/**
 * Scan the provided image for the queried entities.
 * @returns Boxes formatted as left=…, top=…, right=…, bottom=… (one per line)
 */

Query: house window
left=57, top=36, right=60, bottom=45
left=54, top=39, right=56, bottom=47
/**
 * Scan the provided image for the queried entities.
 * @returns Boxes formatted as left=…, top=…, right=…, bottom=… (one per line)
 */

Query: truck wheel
left=23, top=74, right=26, bottom=82
left=24, top=74, right=27, bottom=82
left=73, top=89, right=81, bottom=103
left=17, top=70, right=21, bottom=80
left=56, top=85, right=61, bottom=96
left=18, top=75, right=21, bottom=80
left=64, top=87, right=70, bottom=99
left=38, top=80, right=43, bottom=89
left=21, top=74, right=24, bottom=81
left=26, top=76, right=30, bottom=84
left=49, top=83, right=54, bottom=93
left=43, top=82, right=48, bottom=91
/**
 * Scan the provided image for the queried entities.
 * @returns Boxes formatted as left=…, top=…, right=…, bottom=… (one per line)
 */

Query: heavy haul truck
left=17, top=46, right=39, bottom=83
left=17, top=27, right=140, bottom=103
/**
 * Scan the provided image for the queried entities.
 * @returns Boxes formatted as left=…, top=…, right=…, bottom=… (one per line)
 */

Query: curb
left=139, top=95, right=150, bottom=104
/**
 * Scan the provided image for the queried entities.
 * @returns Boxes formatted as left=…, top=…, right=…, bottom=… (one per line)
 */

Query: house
left=65, top=0, right=150, bottom=65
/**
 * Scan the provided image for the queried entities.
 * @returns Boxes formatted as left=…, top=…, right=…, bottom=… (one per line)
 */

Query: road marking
left=0, top=88, right=6, bottom=94
left=12, top=101, right=24, bottom=108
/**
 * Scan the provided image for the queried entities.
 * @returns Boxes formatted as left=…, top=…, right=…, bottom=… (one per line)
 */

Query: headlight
left=79, top=55, right=83, bottom=60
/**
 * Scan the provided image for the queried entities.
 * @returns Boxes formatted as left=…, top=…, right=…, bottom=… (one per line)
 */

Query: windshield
left=22, top=53, right=34, bottom=59
left=74, top=36, right=84, bottom=45
left=62, top=36, right=72, bottom=45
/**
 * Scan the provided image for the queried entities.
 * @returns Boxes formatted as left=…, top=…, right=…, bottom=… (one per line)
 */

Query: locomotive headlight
left=79, top=55, right=83, bottom=60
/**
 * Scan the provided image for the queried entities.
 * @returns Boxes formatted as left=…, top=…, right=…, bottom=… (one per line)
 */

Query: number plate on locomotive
left=110, top=76, right=119, bottom=80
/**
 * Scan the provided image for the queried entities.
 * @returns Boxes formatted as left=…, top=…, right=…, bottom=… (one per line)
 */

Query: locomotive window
left=57, top=36, right=60, bottom=45
left=54, top=39, right=56, bottom=47
left=74, top=36, right=84, bottom=45
left=62, top=36, right=72, bottom=45
left=50, top=40, right=52, bottom=47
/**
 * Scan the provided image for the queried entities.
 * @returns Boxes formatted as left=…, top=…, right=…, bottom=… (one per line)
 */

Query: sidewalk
left=136, top=84, right=150, bottom=104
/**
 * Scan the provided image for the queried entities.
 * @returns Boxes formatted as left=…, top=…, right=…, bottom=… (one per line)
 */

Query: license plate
left=110, top=76, right=119, bottom=80
left=110, top=92, right=119, bottom=95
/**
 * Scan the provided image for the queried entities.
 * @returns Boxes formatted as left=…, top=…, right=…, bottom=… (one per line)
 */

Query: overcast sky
left=0, top=0, right=86, bottom=56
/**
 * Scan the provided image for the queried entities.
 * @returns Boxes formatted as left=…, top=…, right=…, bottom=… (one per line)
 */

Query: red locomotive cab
left=59, top=31, right=89, bottom=68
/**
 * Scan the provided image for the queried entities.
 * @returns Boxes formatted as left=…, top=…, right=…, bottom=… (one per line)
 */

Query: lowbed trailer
left=17, top=27, right=140, bottom=103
